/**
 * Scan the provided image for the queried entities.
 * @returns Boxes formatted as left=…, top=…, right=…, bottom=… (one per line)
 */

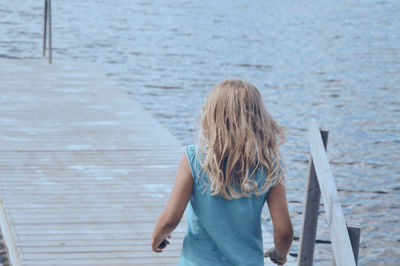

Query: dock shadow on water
left=1, top=0, right=399, bottom=265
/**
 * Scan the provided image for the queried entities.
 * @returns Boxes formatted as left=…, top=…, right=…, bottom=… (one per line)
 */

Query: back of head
left=198, top=80, right=286, bottom=200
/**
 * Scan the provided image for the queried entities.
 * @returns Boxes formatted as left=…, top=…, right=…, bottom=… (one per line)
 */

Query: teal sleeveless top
left=179, top=145, right=277, bottom=266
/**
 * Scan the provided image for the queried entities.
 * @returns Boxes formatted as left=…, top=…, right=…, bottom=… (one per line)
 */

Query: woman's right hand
left=264, top=247, right=287, bottom=265
left=151, top=236, right=170, bottom=253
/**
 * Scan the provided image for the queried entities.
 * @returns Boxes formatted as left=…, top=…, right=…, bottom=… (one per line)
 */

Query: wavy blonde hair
left=197, top=80, right=286, bottom=200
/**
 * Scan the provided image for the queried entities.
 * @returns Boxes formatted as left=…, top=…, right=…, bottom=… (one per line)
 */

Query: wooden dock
left=0, top=59, right=184, bottom=265
left=0, top=59, right=297, bottom=266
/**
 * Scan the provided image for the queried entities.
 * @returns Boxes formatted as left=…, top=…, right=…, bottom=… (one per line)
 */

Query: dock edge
left=0, top=199, right=21, bottom=266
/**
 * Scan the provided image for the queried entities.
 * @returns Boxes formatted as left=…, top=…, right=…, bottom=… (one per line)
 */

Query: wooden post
left=332, top=223, right=361, bottom=266
left=42, top=0, right=52, bottom=63
left=298, top=130, right=328, bottom=266
left=42, top=0, right=47, bottom=58
left=347, top=222, right=361, bottom=265
left=48, top=0, right=52, bottom=64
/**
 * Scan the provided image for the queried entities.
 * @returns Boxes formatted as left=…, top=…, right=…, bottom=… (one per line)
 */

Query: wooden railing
left=42, top=0, right=52, bottom=64
left=298, top=119, right=360, bottom=266
left=0, top=199, right=21, bottom=266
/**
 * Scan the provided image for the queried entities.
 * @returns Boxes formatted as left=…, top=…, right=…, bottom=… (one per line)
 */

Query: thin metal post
left=298, top=130, right=328, bottom=266
left=48, top=0, right=52, bottom=64
left=42, top=0, right=47, bottom=58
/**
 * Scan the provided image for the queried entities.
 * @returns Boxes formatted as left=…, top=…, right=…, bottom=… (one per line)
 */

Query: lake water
left=1, top=0, right=399, bottom=265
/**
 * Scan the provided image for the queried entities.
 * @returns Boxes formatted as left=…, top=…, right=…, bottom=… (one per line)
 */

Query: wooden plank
left=19, top=257, right=179, bottom=266
left=16, top=231, right=185, bottom=241
left=20, top=251, right=182, bottom=260
left=20, top=244, right=183, bottom=253
left=298, top=130, right=328, bottom=265
left=18, top=239, right=180, bottom=248
left=0, top=199, right=22, bottom=266
left=308, top=119, right=356, bottom=266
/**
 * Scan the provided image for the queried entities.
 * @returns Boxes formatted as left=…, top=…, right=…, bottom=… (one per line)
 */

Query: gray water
left=1, top=0, right=399, bottom=265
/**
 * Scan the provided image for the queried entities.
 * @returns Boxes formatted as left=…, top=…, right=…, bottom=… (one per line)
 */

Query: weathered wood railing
left=298, top=119, right=361, bottom=266
left=0, top=199, right=21, bottom=266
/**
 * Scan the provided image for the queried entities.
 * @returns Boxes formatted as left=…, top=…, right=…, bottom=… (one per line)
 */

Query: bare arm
left=265, top=183, right=293, bottom=264
left=151, top=153, right=193, bottom=253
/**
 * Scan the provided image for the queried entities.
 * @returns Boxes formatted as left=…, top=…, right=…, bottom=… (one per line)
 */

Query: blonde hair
left=197, top=80, right=286, bottom=200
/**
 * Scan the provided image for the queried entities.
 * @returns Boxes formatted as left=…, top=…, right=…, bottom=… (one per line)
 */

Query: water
left=1, top=0, right=399, bottom=264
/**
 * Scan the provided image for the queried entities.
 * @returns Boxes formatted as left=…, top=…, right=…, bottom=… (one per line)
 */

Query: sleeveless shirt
left=178, top=145, right=278, bottom=266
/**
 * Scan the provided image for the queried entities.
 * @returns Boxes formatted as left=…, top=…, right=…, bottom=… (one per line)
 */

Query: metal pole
left=48, top=0, right=52, bottom=64
left=42, top=0, right=47, bottom=58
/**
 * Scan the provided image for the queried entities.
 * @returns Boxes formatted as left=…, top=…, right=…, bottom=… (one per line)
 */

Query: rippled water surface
left=1, top=0, right=399, bottom=265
